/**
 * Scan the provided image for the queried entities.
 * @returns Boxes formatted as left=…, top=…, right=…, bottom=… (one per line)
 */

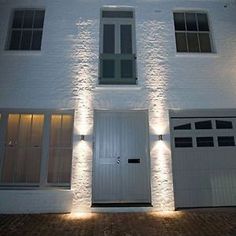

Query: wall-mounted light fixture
left=158, top=135, right=163, bottom=141
left=80, top=135, right=85, bottom=141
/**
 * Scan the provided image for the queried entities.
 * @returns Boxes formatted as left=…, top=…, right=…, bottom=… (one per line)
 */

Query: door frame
left=92, top=109, right=152, bottom=205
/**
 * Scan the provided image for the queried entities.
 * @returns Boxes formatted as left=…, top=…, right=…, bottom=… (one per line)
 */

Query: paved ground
left=0, top=208, right=236, bottom=236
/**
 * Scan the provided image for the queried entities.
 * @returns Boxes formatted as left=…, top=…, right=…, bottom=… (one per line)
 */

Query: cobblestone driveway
left=0, top=208, right=236, bottom=236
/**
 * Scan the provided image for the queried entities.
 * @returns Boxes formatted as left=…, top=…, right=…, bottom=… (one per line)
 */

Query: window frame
left=99, top=6, right=137, bottom=85
left=173, top=10, right=214, bottom=53
left=0, top=109, right=74, bottom=189
left=6, top=8, right=45, bottom=51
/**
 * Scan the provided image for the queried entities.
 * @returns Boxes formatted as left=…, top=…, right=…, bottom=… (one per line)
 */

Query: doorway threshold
left=92, top=203, right=152, bottom=208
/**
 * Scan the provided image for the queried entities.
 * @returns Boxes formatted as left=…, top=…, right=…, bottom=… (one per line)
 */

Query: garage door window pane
left=174, top=123, right=191, bottom=130
left=218, top=136, right=235, bottom=147
left=216, top=120, right=233, bottom=129
left=195, top=120, right=212, bottom=129
left=175, top=137, right=192, bottom=148
left=196, top=137, right=214, bottom=147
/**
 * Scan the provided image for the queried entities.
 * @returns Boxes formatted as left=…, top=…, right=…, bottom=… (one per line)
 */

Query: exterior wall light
left=158, top=135, right=163, bottom=141
left=80, top=135, right=85, bottom=141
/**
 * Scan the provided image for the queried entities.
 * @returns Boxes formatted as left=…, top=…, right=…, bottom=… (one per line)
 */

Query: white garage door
left=170, top=111, right=236, bottom=208
left=93, top=110, right=151, bottom=204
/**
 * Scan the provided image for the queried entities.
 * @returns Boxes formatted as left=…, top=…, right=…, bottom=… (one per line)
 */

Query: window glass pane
left=9, top=30, right=21, bottom=50
left=48, top=148, right=72, bottom=184
left=197, top=13, right=209, bottom=31
left=174, top=123, right=191, bottom=130
left=103, top=24, right=115, bottom=53
left=196, top=137, right=214, bottom=147
left=186, top=13, right=197, bottom=31
left=7, top=114, right=20, bottom=145
left=31, top=30, right=43, bottom=50
left=174, top=13, right=185, bottom=30
left=23, top=10, right=34, bottom=28
left=61, top=115, right=73, bottom=147
left=102, top=60, right=115, bottom=78
left=195, top=120, right=212, bottom=129
left=26, top=148, right=41, bottom=183
left=175, top=137, right=192, bottom=148
left=120, top=25, right=132, bottom=54
left=175, top=33, right=187, bottom=52
left=20, top=30, right=32, bottom=50
left=121, top=60, right=133, bottom=78
left=102, top=11, right=133, bottom=18
left=187, top=33, right=200, bottom=52
left=18, top=114, right=32, bottom=146
left=199, top=33, right=211, bottom=52
left=50, top=115, right=62, bottom=147
left=48, top=148, right=60, bottom=183
left=1, top=148, right=16, bottom=182
left=48, top=114, right=73, bottom=184
left=33, top=10, right=45, bottom=28
left=216, top=120, right=233, bottom=129
left=1, top=113, right=42, bottom=184
left=218, top=136, right=235, bottom=146
left=31, top=115, right=44, bottom=147
left=12, top=10, right=24, bottom=28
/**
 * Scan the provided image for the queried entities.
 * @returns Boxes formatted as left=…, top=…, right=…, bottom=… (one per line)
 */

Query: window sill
left=0, top=185, right=71, bottom=190
left=1, top=50, right=43, bottom=56
left=175, top=52, right=218, bottom=58
left=95, top=84, right=142, bottom=90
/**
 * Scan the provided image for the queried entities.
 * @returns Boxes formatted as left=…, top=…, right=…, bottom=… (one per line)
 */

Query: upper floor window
left=8, top=9, right=45, bottom=50
left=99, top=7, right=137, bottom=85
left=173, top=12, right=212, bottom=53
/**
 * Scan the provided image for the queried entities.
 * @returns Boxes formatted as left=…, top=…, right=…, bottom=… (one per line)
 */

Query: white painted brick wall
left=0, top=0, right=235, bottom=213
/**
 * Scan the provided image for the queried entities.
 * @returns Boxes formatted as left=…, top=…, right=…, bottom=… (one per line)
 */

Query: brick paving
left=0, top=208, right=236, bottom=236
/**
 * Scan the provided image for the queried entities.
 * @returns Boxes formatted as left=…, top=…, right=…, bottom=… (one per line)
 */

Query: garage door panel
left=174, top=170, right=211, bottom=190
left=171, top=115, right=236, bottom=208
left=175, top=189, right=212, bottom=208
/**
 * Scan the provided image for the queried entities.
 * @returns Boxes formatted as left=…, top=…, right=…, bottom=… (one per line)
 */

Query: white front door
left=93, top=110, right=151, bottom=204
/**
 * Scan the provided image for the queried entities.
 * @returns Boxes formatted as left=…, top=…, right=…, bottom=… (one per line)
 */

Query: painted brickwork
left=0, top=0, right=235, bottom=213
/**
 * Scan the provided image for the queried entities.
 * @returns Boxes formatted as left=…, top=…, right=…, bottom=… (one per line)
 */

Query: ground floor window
left=0, top=110, right=74, bottom=188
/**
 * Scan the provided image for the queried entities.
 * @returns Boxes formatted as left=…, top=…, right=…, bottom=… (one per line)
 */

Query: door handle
left=117, top=156, right=120, bottom=164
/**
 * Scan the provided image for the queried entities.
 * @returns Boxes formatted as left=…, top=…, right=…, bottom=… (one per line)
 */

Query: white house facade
left=0, top=0, right=236, bottom=213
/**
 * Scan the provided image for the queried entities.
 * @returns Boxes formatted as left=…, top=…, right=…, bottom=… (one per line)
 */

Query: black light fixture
left=158, top=135, right=163, bottom=141
left=80, top=135, right=85, bottom=141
